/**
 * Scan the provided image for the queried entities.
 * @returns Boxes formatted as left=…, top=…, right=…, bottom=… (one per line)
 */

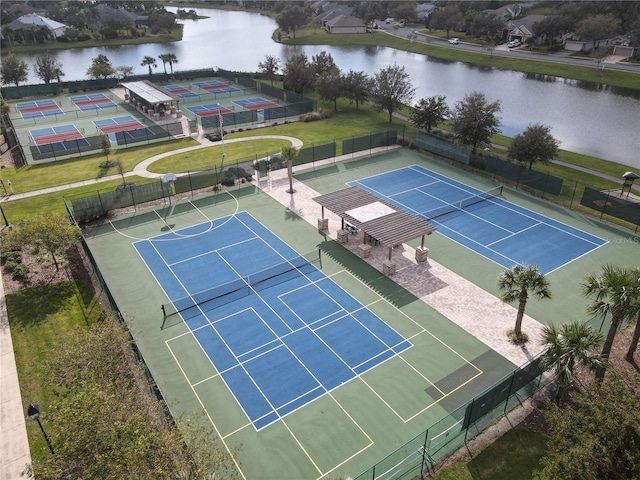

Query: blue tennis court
left=17, top=99, right=62, bottom=119
left=71, top=93, right=116, bottom=111
left=163, top=84, right=197, bottom=98
left=349, top=165, right=607, bottom=273
left=193, top=80, right=239, bottom=94
left=134, top=211, right=411, bottom=430
left=234, top=97, right=280, bottom=111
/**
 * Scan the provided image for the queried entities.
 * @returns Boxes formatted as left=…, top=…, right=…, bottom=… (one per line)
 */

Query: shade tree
left=86, top=54, right=115, bottom=79
left=410, top=95, right=450, bottom=132
left=258, top=55, right=281, bottom=85
left=343, top=70, right=371, bottom=110
left=508, top=123, right=560, bottom=169
left=0, top=54, right=29, bottom=88
left=451, top=91, right=501, bottom=155
left=34, top=53, right=64, bottom=84
left=370, top=64, right=415, bottom=124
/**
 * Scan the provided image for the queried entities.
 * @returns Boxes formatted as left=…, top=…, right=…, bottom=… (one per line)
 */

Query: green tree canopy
left=371, top=64, right=415, bottom=124
left=508, top=123, right=560, bottom=169
left=141, top=55, right=157, bottom=76
left=497, top=264, right=552, bottom=341
left=540, top=372, right=640, bottom=479
left=316, top=69, right=343, bottom=112
left=451, top=91, right=501, bottom=155
left=343, top=70, right=372, bottom=110
left=34, top=53, right=63, bottom=85
left=86, top=54, right=115, bottom=79
left=410, top=95, right=450, bottom=132
left=31, top=318, right=240, bottom=480
left=541, top=320, right=604, bottom=402
left=276, top=5, right=308, bottom=38
left=429, top=5, right=463, bottom=37
left=283, top=53, right=315, bottom=94
left=575, top=13, right=621, bottom=49
left=0, top=54, right=29, bottom=88
left=8, top=212, right=81, bottom=271
left=258, top=55, right=281, bottom=85
left=582, top=264, right=639, bottom=380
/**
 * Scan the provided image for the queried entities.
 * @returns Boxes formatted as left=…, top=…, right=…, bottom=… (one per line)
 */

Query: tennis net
left=162, top=249, right=321, bottom=318
left=421, top=185, right=503, bottom=221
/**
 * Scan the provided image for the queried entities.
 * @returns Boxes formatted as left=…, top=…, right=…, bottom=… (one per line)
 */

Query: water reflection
left=10, top=7, right=640, bottom=167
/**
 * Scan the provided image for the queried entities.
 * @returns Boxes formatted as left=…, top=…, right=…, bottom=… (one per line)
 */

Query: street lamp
left=27, top=404, right=55, bottom=455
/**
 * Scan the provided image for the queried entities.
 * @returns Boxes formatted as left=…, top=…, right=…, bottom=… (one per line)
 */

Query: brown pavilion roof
left=313, top=186, right=436, bottom=247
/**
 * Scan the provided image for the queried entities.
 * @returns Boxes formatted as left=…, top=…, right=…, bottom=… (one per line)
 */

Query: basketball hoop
left=162, top=173, right=177, bottom=204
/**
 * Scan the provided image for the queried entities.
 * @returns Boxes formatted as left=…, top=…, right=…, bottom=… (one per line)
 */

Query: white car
left=448, top=38, right=459, bottom=44
left=507, top=40, right=521, bottom=48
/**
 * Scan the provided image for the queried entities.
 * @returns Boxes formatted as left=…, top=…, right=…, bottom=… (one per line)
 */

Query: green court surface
left=297, top=148, right=638, bottom=327
left=83, top=183, right=514, bottom=480
left=82, top=149, right=637, bottom=479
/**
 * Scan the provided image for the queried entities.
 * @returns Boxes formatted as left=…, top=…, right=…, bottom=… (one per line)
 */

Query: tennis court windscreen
left=421, top=185, right=503, bottom=221
left=162, top=249, right=321, bottom=317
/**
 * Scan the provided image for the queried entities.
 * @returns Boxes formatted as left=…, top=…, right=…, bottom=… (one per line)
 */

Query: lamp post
left=27, top=404, right=55, bottom=455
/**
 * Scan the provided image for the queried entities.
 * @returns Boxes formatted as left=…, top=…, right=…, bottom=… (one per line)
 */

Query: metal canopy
left=313, top=186, right=436, bottom=248
left=121, top=80, right=174, bottom=104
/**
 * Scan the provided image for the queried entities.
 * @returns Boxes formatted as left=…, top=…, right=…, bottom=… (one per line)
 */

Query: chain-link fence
left=415, top=131, right=640, bottom=233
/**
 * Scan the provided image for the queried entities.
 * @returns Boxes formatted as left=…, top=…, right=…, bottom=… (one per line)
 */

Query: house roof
left=8, top=13, right=66, bottom=31
left=509, top=14, right=546, bottom=36
left=89, top=4, right=148, bottom=27
left=325, top=14, right=365, bottom=28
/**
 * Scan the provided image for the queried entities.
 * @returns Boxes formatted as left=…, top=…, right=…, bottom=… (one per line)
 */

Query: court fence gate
left=352, top=355, right=550, bottom=480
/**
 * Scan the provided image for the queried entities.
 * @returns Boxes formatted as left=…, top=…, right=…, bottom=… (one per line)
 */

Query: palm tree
left=582, top=264, right=638, bottom=380
left=497, top=264, right=552, bottom=342
left=158, top=53, right=170, bottom=74
left=141, top=56, right=157, bottom=76
left=541, top=320, right=604, bottom=402
left=280, top=145, right=299, bottom=194
left=166, top=53, right=178, bottom=74
left=623, top=268, right=640, bottom=362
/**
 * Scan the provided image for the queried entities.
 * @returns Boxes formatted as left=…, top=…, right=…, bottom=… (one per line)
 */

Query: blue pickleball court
left=349, top=165, right=607, bottom=273
left=134, top=211, right=411, bottom=430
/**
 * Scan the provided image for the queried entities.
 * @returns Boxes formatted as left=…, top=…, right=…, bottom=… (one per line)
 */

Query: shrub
left=10, top=263, right=29, bottom=280
left=99, top=160, right=119, bottom=168
left=1, top=250, right=22, bottom=264
left=299, top=109, right=330, bottom=122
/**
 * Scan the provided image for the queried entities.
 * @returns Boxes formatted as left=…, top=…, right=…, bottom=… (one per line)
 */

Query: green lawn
left=1, top=138, right=199, bottom=194
left=148, top=138, right=292, bottom=173
left=2, top=176, right=157, bottom=224
left=7, top=281, right=103, bottom=460
left=434, top=428, right=549, bottom=480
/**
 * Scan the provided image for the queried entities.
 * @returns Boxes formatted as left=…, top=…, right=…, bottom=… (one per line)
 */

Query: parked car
left=448, top=38, right=459, bottom=44
left=507, top=40, right=521, bottom=48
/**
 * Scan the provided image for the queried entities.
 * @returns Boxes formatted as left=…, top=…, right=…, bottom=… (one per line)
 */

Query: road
left=378, top=24, right=640, bottom=74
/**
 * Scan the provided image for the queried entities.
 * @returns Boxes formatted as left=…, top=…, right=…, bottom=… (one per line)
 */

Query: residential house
left=8, top=13, right=66, bottom=38
left=504, top=14, right=545, bottom=45
left=325, top=14, right=367, bottom=34
left=87, top=4, right=148, bottom=30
